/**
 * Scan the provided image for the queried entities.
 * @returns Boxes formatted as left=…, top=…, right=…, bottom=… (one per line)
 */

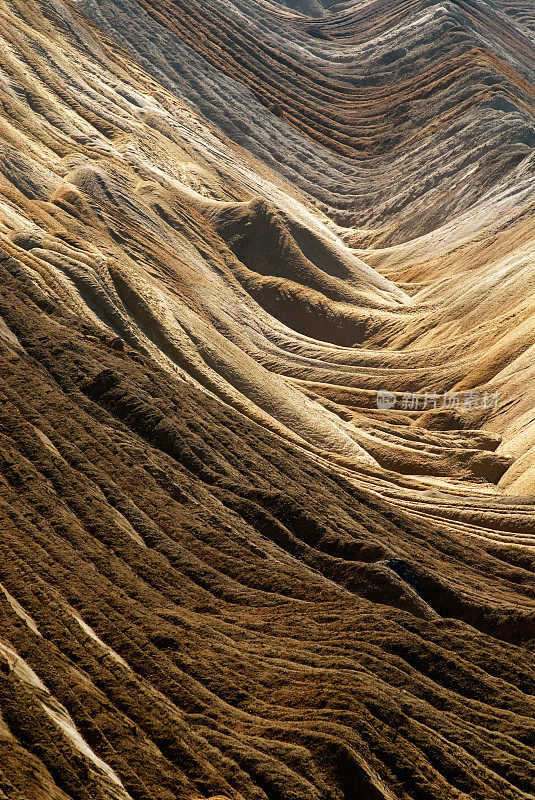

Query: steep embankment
left=0, top=1, right=533, bottom=799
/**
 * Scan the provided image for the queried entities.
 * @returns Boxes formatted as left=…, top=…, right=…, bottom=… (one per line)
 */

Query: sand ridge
left=0, top=0, right=533, bottom=798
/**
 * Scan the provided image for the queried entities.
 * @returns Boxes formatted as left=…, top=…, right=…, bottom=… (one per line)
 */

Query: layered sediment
left=0, top=0, right=533, bottom=798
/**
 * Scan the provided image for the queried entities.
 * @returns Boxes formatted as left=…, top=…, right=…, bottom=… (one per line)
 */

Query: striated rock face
left=0, top=0, right=533, bottom=798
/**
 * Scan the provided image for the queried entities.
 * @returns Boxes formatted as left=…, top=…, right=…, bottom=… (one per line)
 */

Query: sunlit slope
left=0, top=1, right=533, bottom=799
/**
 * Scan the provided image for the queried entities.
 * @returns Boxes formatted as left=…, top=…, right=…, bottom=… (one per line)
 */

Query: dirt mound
left=0, top=0, right=533, bottom=799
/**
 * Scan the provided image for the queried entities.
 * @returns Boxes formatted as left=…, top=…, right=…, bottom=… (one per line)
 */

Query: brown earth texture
left=0, top=0, right=534, bottom=798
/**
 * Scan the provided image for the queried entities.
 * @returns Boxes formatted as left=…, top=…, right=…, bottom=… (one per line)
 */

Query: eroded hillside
left=0, top=0, right=534, bottom=798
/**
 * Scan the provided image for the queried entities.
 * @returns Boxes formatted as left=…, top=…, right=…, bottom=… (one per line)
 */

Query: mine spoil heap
left=0, top=0, right=533, bottom=799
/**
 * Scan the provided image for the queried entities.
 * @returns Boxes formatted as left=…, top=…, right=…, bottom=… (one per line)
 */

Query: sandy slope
left=0, top=0, right=533, bottom=798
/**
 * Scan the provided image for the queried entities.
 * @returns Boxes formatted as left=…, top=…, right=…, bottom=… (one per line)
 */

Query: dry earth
left=0, top=0, right=534, bottom=798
